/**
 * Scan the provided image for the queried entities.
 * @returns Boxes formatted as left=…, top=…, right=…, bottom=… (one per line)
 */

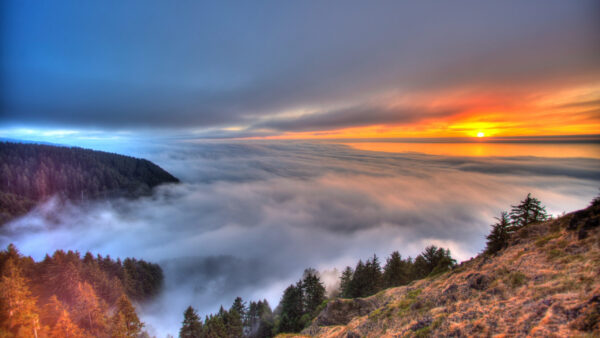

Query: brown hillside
left=296, top=201, right=600, bottom=337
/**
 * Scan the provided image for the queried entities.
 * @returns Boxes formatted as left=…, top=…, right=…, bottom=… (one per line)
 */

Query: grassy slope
left=293, top=202, right=600, bottom=337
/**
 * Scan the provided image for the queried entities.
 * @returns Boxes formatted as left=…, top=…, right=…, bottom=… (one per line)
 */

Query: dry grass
left=299, top=206, right=600, bottom=338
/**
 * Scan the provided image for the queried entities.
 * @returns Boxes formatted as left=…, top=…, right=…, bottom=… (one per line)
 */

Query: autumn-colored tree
left=73, top=281, right=107, bottom=335
left=0, top=259, right=41, bottom=338
left=50, top=310, right=85, bottom=338
left=110, top=295, right=143, bottom=338
left=41, top=295, right=66, bottom=328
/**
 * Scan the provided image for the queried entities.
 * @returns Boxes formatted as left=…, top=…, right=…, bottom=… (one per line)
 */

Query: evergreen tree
left=179, top=306, right=202, bottom=338
left=383, top=251, right=410, bottom=288
left=485, top=212, right=511, bottom=254
left=40, top=295, right=66, bottom=329
left=347, top=260, right=367, bottom=298
left=411, top=255, right=429, bottom=280
left=339, top=266, right=353, bottom=298
left=50, top=310, right=85, bottom=338
left=509, top=193, right=548, bottom=229
left=203, top=314, right=227, bottom=338
left=73, top=282, right=106, bottom=335
left=226, top=307, right=243, bottom=338
left=231, top=297, right=246, bottom=320
left=301, top=269, right=326, bottom=316
left=276, top=283, right=304, bottom=333
left=0, top=259, right=41, bottom=338
left=364, top=254, right=383, bottom=295
left=111, top=295, right=143, bottom=337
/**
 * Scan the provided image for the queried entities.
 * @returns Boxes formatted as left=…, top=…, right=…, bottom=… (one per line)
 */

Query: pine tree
left=179, top=306, right=202, bottom=338
left=339, top=266, right=353, bottom=298
left=276, top=283, right=304, bottom=333
left=226, top=307, right=243, bottom=338
left=50, top=310, right=85, bottom=338
left=364, top=254, right=383, bottom=296
left=485, top=212, right=511, bottom=254
left=301, top=269, right=326, bottom=316
left=412, top=255, right=429, bottom=280
left=0, top=259, right=41, bottom=338
left=509, top=193, right=548, bottom=229
left=73, top=281, right=106, bottom=335
left=231, top=297, right=246, bottom=319
left=203, top=314, right=227, bottom=338
left=41, top=295, right=66, bottom=328
left=383, top=251, right=410, bottom=288
left=111, top=295, right=143, bottom=337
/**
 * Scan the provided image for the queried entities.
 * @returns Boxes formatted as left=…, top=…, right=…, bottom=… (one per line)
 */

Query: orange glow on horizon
left=243, top=83, right=600, bottom=141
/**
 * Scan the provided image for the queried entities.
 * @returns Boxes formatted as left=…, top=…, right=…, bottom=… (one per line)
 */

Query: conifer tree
left=179, top=306, right=202, bottom=338
left=226, top=307, right=243, bottom=338
left=111, top=295, right=143, bottom=337
left=301, top=269, right=326, bottom=316
left=364, top=254, right=383, bottom=295
left=50, top=310, right=85, bottom=338
left=41, top=295, right=66, bottom=328
left=0, top=259, right=41, bottom=338
left=339, top=266, right=353, bottom=298
left=276, top=283, right=304, bottom=333
left=383, top=251, right=410, bottom=288
left=485, top=212, right=511, bottom=254
left=509, top=193, right=548, bottom=229
left=231, top=297, right=246, bottom=318
left=203, top=314, right=227, bottom=338
left=73, top=281, right=106, bottom=335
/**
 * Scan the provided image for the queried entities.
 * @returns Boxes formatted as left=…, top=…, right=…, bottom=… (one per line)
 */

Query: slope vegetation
left=301, top=201, right=600, bottom=337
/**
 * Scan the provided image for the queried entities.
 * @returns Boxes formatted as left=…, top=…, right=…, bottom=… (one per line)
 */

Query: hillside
left=0, top=141, right=179, bottom=224
left=297, top=201, right=600, bottom=337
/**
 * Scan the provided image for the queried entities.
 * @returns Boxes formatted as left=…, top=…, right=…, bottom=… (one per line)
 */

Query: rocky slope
left=298, top=201, right=600, bottom=337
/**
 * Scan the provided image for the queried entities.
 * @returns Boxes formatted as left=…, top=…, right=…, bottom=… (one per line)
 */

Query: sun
left=476, top=131, right=485, bottom=138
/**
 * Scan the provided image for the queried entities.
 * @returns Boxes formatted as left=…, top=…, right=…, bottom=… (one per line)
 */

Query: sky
left=1, top=0, right=600, bottom=139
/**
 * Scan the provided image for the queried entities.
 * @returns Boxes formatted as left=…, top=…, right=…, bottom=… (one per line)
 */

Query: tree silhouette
left=179, top=306, right=202, bottom=338
left=301, top=269, right=326, bottom=317
left=509, top=193, right=548, bottom=229
left=485, top=212, right=511, bottom=254
left=339, top=266, right=353, bottom=298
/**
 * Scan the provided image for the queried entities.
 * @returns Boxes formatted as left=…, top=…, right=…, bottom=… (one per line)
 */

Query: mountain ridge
left=0, top=141, right=179, bottom=224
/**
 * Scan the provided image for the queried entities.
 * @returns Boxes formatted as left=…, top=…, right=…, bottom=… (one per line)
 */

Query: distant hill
left=0, top=141, right=179, bottom=224
left=301, top=201, right=600, bottom=337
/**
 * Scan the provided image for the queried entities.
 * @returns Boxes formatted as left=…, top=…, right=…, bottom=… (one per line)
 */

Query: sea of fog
left=1, top=140, right=599, bottom=337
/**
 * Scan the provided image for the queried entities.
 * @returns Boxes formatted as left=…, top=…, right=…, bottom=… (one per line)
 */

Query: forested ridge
left=0, top=141, right=179, bottom=224
left=0, top=244, right=163, bottom=337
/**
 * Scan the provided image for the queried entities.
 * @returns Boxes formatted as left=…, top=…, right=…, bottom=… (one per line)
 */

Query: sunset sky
left=2, top=1, right=599, bottom=141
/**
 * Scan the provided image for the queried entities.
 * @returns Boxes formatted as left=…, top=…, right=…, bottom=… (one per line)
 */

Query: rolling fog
left=1, top=141, right=598, bottom=336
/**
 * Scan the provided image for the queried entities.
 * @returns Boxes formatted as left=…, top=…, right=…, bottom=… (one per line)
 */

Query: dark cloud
left=1, top=1, right=599, bottom=129
left=1, top=141, right=598, bottom=335
left=254, top=104, right=458, bottom=132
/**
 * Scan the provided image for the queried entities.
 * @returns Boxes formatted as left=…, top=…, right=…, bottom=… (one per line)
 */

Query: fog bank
left=1, top=141, right=598, bottom=336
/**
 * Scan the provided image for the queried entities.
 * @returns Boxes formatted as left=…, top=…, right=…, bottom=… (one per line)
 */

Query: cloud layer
left=1, top=141, right=598, bottom=336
